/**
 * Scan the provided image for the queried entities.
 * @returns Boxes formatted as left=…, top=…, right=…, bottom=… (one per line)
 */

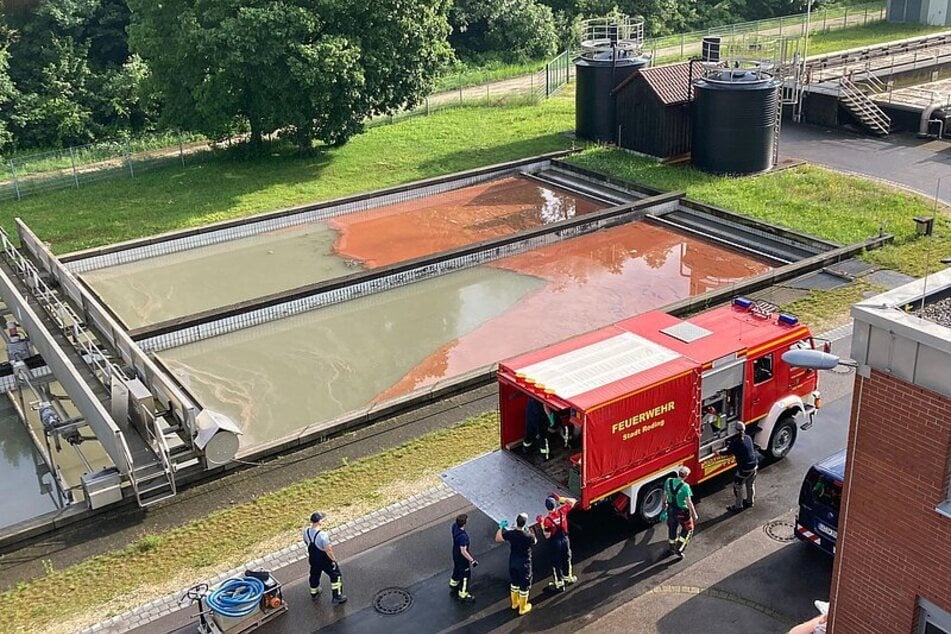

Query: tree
left=128, top=0, right=453, bottom=153
left=3, top=0, right=156, bottom=150
left=0, top=21, right=16, bottom=150
left=451, top=0, right=559, bottom=62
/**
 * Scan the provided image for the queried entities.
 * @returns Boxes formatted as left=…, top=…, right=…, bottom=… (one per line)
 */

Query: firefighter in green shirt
left=661, top=466, right=699, bottom=560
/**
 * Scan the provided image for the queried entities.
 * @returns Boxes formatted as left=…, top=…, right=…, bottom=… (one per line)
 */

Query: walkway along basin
left=80, top=176, right=603, bottom=329
left=157, top=220, right=770, bottom=450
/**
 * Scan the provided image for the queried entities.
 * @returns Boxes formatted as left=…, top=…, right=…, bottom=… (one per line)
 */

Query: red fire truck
left=442, top=298, right=823, bottom=525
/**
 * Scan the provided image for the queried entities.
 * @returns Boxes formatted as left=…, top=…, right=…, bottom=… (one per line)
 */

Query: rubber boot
left=518, top=593, right=533, bottom=616
left=332, top=589, right=348, bottom=605
left=510, top=589, right=519, bottom=610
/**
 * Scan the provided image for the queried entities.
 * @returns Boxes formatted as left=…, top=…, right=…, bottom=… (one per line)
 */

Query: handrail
left=0, top=229, right=127, bottom=388
left=839, top=76, right=891, bottom=132
left=146, top=414, right=177, bottom=499
left=116, top=432, right=138, bottom=497
left=15, top=219, right=201, bottom=437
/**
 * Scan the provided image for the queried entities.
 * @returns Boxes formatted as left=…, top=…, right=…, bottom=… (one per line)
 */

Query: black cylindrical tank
left=575, top=51, right=648, bottom=143
left=701, top=37, right=721, bottom=62
left=690, top=69, right=781, bottom=175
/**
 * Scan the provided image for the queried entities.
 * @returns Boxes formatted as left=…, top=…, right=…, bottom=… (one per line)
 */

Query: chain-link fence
left=1, top=132, right=211, bottom=202
left=646, top=1, right=886, bottom=64
left=1, top=49, right=574, bottom=202
left=371, top=49, right=572, bottom=128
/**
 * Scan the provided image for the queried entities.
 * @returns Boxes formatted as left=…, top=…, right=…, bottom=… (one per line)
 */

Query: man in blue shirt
left=719, top=421, right=759, bottom=512
left=303, top=511, right=347, bottom=605
left=449, top=514, right=478, bottom=603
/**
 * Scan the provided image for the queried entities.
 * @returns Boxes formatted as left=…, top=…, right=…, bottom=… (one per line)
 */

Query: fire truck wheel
left=635, top=480, right=666, bottom=525
left=765, top=414, right=798, bottom=461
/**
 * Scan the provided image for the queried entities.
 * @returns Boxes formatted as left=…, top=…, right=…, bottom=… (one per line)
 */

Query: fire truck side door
left=747, top=351, right=778, bottom=422
left=700, top=359, right=744, bottom=458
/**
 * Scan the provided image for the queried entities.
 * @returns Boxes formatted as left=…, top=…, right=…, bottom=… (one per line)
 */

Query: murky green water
left=160, top=267, right=544, bottom=448
left=81, top=226, right=354, bottom=328
left=0, top=399, right=63, bottom=529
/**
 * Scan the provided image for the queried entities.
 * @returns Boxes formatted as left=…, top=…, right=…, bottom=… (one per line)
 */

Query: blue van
left=795, top=449, right=845, bottom=556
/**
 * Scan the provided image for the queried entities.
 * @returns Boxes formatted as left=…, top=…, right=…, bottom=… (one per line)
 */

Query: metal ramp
left=838, top=76, right=891, bottom=136
left=0, top=229, right=180, bottom=508
left=440, top=450, right=574, bottom=525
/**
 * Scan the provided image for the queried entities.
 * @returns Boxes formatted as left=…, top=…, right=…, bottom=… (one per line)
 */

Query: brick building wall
left=829, top=369, right=951, bottom=633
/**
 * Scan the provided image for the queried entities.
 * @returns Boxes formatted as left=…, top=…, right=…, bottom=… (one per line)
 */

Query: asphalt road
left=148, top=337, right=854, bottom=634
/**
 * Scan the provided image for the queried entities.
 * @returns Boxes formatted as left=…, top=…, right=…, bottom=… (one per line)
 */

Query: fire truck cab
left=442, top=298, right=823, bottom=525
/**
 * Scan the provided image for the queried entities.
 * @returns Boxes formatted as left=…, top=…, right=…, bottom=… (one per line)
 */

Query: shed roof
left=614, top=62, right=703, bottom=106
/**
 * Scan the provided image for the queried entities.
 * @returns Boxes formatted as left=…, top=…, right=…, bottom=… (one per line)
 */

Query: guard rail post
left=124, top=139, right=134, bottom=177
left=8, top=159, right=20, bottom=201
left=69, top=146, right=79, bottom=188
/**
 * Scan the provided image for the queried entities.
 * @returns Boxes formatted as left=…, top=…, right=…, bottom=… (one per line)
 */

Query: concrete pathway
left=780, top=124, right=951, bottom=204
left=581, top=509, right=830, bottom=634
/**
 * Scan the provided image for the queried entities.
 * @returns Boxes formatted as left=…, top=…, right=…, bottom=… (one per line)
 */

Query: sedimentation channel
left=73, top=166, right=771, bottom=451
left=81, top=175, right=603, bottom=328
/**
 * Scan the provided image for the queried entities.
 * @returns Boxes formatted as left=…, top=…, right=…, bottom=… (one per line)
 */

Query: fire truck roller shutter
left=701, top=359, right=744, bottom=399
left=753, top=396, right=803, bottom=459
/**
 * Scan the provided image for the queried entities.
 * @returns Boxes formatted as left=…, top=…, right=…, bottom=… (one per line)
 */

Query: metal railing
left=838, top=76, right=891, bottom=135
left=0, top=132, right=209, bottom=202
left=0, top=228, right=138, bottom=485
left=646, top=1, right=886, bottom=64
left=16, top=219, right=201, bottom=437
left=0, top=229, right=124, bottom=388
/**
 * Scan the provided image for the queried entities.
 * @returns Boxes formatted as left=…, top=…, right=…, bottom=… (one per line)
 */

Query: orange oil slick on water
left=376, top=221, right=771, bottom=401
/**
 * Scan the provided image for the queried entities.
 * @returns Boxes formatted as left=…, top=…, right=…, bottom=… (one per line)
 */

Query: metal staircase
left=838, top=76, right=891, bottom=136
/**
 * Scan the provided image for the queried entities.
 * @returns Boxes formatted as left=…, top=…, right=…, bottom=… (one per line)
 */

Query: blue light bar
left=778, top=313, right=799, bottom=326
left=733, top=297, right=753, bottom=309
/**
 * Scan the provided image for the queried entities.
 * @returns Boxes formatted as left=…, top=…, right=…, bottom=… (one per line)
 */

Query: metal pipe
left=918, top=103, right=944, bottom=136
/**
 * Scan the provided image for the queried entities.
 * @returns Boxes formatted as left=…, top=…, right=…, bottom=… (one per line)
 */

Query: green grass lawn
left=566, top=147, right=936, bottom=244
left=434, top=58, right=547, bottom=92
left=807, top=20, right=948, bottom=56
left=652, top=16, right=947, bottom=65
left=0, top=92, right=575, bottom=253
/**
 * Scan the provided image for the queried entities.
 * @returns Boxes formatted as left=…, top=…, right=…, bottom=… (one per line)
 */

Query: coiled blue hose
left=206, top=576, right=265, bottom=618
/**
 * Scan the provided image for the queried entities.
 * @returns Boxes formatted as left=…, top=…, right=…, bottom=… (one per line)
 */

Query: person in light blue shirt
left=303, top=511, right=347, bottom=604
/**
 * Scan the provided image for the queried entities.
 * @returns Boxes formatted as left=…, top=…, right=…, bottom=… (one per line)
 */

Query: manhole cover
left=373, top=587, right=414, bottom=615
left=763, top=520, right=796, bottom=542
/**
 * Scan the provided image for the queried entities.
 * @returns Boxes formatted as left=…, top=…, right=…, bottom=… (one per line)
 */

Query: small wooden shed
left=613, top=62, right=702, bottom=159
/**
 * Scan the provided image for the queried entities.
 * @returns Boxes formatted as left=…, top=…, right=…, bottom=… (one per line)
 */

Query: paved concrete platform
left=585, top=510, right=832, bottom=634
left=780, top=124, right=951, bottom=204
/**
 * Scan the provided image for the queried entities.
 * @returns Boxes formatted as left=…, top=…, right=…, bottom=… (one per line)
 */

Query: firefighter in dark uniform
left=495, top=512, right=537, bottom=615
left=523, top=397, right=555, bottom=460
left=539, top=494, right=578, bottom=592
left=303, top=511, right=347, bottom=604
left=449, top=514, right=478, bottom=603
